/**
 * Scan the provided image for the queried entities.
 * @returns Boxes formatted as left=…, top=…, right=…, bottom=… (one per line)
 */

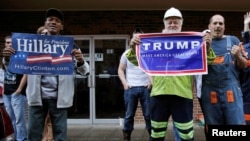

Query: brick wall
left=0, top=10, right=245, bottom=44
left=0, top=10, right=245, bottom=71
left=0, top=10, right=246, bottom=123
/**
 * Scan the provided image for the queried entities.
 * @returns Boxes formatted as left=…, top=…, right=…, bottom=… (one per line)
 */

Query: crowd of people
left=125, top=7, right=250, bottom=141
left=1, top=7, right=250, bottom=141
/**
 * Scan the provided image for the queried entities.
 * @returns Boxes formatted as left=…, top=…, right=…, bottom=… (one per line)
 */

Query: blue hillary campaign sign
left=8, top=33, right=74, bottom=75
left=136, top=32, right=207, bottom=76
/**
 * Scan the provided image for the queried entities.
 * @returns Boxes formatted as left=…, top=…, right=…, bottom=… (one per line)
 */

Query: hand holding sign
left=72, top=48, right=84, bottom=63
left=3, top=46, right=15, bottom=61
left=130, top=28, right=143, bottom=51
left=202, top=30, right=212, bottom=51
left=130, top=35, right=141, bottom=51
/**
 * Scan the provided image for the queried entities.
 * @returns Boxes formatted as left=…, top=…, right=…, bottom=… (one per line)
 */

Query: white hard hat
left=163, top=7, right=182, bottom=20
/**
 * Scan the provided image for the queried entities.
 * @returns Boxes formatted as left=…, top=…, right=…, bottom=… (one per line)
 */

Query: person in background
left=118, top=28, right=152, bottom=141
left=37, top=26, right=49, bottom=35
left=0, top=61, right=4, bottom=106
left=0, top=61, right=5, bottom=139
left=129, top=7, right=216, bottom=141
left=240, top=11, right=250, bottom=125
left=2, top=35, right=27, bottom=141
left=2, top=8, right=90, bottom=141
left=201, top=14, right=247, bottom=126
left=36, top=26, right=53, bottom=141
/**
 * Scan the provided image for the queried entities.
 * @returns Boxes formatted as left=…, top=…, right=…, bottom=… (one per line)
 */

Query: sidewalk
left=67, top=122, right=206, bottom=141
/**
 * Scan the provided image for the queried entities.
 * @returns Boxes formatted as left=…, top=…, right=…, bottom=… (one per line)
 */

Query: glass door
left=68, top=37, right=92, bottom=124
left=67, top=35, right=130, bottom=124
left=93, top=36, right=129, bottom=123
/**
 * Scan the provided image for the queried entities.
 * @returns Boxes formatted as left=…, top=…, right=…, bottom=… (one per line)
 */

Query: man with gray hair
left=129, top=7, right=216, bottom=141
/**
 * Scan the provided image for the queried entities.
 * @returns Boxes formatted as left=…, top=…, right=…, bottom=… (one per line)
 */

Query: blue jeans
left=123, top=86, right=151, bottom=131
left=173, top=125, right=181, bottom=141
left=3, top=93, right=27, bottom=141
left=28, top=99, right=68, bottom=141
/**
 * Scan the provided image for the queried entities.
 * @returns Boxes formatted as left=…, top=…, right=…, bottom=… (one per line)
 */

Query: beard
left=162, top=28, right=181, bottom=33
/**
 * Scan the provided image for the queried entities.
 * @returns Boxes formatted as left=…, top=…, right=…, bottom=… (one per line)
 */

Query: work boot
left=122, top=130, right=131, bottom=141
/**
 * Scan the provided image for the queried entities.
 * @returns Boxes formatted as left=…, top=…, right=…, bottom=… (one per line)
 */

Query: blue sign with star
left=8, top=32, right=74, bottom=75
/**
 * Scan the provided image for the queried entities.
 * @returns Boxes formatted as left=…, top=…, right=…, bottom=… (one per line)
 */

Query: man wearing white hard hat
left=129, top=7, right=216, bottom=141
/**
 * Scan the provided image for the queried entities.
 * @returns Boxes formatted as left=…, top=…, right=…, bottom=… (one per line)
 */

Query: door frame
left=67, top=35, right=130, bottom=124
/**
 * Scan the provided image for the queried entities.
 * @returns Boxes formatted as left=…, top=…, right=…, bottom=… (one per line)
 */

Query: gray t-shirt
left=41, top=75, right=58, bottom=99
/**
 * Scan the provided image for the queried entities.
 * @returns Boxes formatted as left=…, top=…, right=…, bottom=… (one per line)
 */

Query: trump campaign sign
left=136, top=32, right=207, bottom=76
left=8, top=33, right=74, bottom=75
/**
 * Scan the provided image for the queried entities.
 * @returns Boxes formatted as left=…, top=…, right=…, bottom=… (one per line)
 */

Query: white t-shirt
left=120, top=49, right=150, bottom=86
left=0, top=68, right=5, bottom=104
left=195, top=75, right=202, bottom=98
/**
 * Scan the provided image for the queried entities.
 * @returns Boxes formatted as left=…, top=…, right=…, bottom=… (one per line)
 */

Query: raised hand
left=244, top=12, right=250, bottom=31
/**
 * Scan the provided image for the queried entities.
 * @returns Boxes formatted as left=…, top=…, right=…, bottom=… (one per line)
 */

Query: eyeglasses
left=5, top=42, right=11, bottom=44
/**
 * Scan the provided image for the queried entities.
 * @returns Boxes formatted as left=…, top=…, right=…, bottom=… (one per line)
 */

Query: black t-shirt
left=3, top=70, right=26, bottom=95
